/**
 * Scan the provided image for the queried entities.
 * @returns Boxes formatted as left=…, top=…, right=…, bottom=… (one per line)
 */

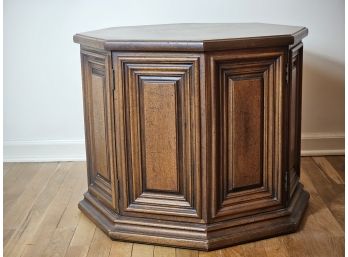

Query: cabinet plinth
left=74, top=23, right=309, bottom=251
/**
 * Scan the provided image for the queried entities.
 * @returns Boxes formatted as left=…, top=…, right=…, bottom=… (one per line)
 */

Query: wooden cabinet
left=74, top=23, right=309, bottom=250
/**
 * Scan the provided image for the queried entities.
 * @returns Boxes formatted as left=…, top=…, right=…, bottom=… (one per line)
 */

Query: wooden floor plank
left=65, top=215, right=97, bottom=257
left=20, top=163, right=84, bottom=257
left=302, top=157, right=345, bottom=231
left=3, top=162, right=15, bottom=176
left=3, top=229, right=15, bottom=247
left=3, top=158, right=345, bottom=257
left=220, top=245, right=244, bottom=257
left=153, top=246, right=176, bottom=257
left=4, top=162, right=72, bottom=257
left=108, top=241, right=133, bottom=257
left=262, top=237, right=289, bottom=257
left=3, top=162, right=19, bottom=179
left=175, top=249, right=199, bottom=257
left=132, top=243, right=154, bottom=257
left=41, top=162, right=87, bottom=257
left=241, top=241, right=268, bottom=257
left=4, top=163, right=42, bottom=213
left=282, top=233, right=312, bottom=257
left=199, top=249, right=222, bottom=257
left=325, top=156, right=345, bottom=180
left=86, top=229, right=112, bottom=257
left=4, top=162, right=59, bottom=231
left=312, top=156, right=344, bottom=184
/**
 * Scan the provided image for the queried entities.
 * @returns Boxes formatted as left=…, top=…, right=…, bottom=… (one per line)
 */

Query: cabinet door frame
left=113, top=52, right=203, bottom=222
left=207, top=48, right=287, bottom=222
left=81, top=47, right=117, bottom=211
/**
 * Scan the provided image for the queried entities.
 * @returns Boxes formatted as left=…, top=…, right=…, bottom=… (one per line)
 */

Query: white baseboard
left=3, top=140, right=86, bottom=162
left=300, top=132, right=344, bottom=156
left=3, top=133, right=344, bottom=162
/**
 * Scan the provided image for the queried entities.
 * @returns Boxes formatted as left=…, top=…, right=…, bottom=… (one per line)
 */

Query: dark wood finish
left=73, top=23, right=308, bottom=52
left=74, top=23, right=309, bottom=251
left=80, top=49, right=117, bottom=211
left=207, top=48, right=286, bottom=222
left=113, top=53, right=202, bottom=222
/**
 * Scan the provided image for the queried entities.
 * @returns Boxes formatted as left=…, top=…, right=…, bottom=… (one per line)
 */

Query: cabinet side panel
left=288, top=43, right=303, bottom=198
left=80, top=48, right=117, bottom=210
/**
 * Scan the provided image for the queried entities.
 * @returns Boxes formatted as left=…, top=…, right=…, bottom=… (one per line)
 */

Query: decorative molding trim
left=301, top=132, right=345, bottom=156
left=3, top=140, right=86, bottom=162
left=3, top=132, right=344, bottom=162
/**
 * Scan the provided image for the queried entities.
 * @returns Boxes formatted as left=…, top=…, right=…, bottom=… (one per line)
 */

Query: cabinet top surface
left=74, top=23, right=308, bottom=52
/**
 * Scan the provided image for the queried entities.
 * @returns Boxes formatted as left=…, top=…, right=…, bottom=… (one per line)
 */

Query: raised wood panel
left=288, top=43, right=303, bottom=198
left=208, top=49, right=286, bottom=221
left=229, top=78, right=263, bottom=191
left=81, top=48, right=117, bottom=210
left=142, top=81, right=178, bottom=192
left=90, top=74, right=110, bottom=181
left=113, top=53, right=202, bottom=222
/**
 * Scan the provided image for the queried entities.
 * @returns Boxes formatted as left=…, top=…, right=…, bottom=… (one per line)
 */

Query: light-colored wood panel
left=262, top=237, right=289, bottom=257
left=143, top=82, right=178, bottom=192
left=86, top=228, right=112, bottom=257
left=42, top=162, right=87, bottom=257
left=4, top=163, right=41, bottom=212
left=65, top=215, right=96, bottom=257
left=4, top=162, right=58, bottom=230
left=109, top=241, right=133, bottom=257
left=241, top=241, right=267, bottom=257
left=230, top=78, right=262, bottom=190
left=4, top=162, right=73, bottom=257
left=220, top=245, right=244, bottom=257
left=154, top=246, right=176, bottom=257
left=132, top=243, right=154, bottom=257
left=199, top=249, right=222, bottom=257
left=3, top=229, right=15, bottom=247
left=20, top=163, right=84, bottom=257
left=282, top=233, right=312, bottom=257
left=3, top=162, right=16, bottom=176
left=176, top=249, right=199, bottom=257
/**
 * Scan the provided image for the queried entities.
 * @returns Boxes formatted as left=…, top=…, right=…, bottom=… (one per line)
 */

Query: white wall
left=4, top=0, right=344, bottom=161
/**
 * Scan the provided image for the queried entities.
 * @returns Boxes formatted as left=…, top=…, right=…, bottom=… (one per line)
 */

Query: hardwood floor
left=3, top=157, right=344, bottom=257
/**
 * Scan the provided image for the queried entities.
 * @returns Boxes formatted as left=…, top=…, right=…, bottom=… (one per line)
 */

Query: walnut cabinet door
left=113, top=53, right=203, bottom=223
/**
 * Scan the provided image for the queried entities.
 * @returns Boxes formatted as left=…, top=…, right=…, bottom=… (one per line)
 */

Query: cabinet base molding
left=79, top=183, right=309, bottom=251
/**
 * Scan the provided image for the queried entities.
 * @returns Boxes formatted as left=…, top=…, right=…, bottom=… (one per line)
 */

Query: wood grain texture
left=230, top=78, right=262, bottom=190
left=3, top=156, right=344, bottom=256
left=288, top=43, right=303, bottom=198
left=81, top=48, right=117, bottom=211
left=75, top=31, right=309, bottom=250
left=208, top=48, right=285, bottom=222
left=113, top=52, right=202, bottom=222
left=143, top=82, right=178, bottom=192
